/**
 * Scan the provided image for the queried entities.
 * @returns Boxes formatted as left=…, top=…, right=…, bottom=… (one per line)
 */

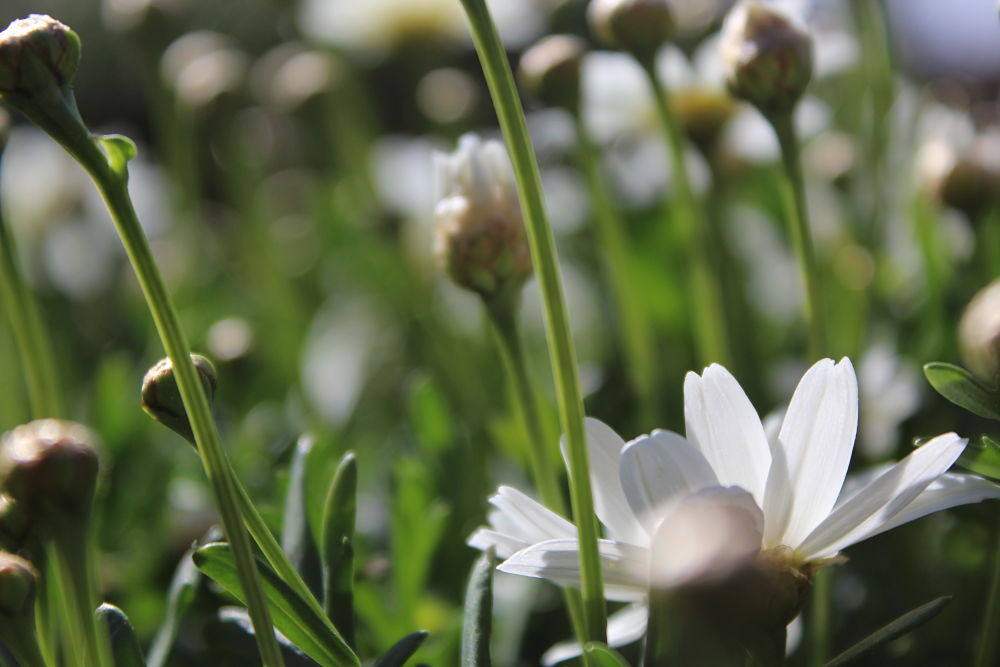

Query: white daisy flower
left=469, top=357, right=1000, bottom=663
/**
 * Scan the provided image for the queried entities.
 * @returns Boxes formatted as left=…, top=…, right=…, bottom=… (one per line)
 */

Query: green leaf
left=95, top=134, right=137, bottom=177
left=147, top=546, right=202, bottom=667
left=923, top=363, right=1000, bottom=420
left=956, top=435, right=1000, bottom=481
left=283, top=435, right=323, bottom=600
left=321, top=451, right=358, bottom=648
left=583, top=642, right=631, bottom=667
left=825, top=596, right=951, bottom=666
left=194, top=542, right=357, bottom=667
left=217, top=606, right=321, bottom=667
left=373, top=631, right=428, bottom=667
left=96, top=603, right=146, bottom=667
left=461, top=547, right=494, bottom=667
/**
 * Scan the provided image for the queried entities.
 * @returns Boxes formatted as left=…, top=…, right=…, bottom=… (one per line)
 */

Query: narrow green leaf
left=283, top=435, right=323, bottom=600
left=147, top=546, right=202, bottom=667
left=923, top=363, right=1000, bottom=420
left=461, top=547, right=494, bottom=667
left=95, top=134, right=137, bottom=176
left=583, top=642, right=631, bottom=667
left=194, top=542, right=356, bottom=667
left=373, top=631, right=429, bottom=667
left=825, top=596, right=951, bottom=666
left=95, top=603, right=146, bottom=667
left=321, top=451, right=357, bottom=648
left=956, top=436, right=1000, bottom=481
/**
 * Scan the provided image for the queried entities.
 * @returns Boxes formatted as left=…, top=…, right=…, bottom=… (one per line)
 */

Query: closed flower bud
left=720, top=1, right=812, bottom=117
left=141, top=354, right=217, bottom=443
left=519, top=35, right=587, bottom=112
left=0, top=552, right=38, bottom=620
left=433, top=134, right=532, bottom=298
left=0, top=15, right=81, bottom=97
left=588, top=0, right=676, bottom=62
left=959, top=279, right=1000, bottom=383
left=0, top=420, right=100, bottom=534
left=0, top=495, right=32, bottom=552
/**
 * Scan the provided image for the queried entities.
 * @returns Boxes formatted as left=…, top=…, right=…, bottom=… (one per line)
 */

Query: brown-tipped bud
left=519, top=35, right=587, bottom=112
left=720, top=1, right=812, bottom=117
left=0, top=420, right=100, bottom=534
left=0, top=15, right=81, bottom=97
left=433, top=134, right=532, bottom=298
left=141, top=354, right=217, bottom=443
left=0, top=552, right=38, bottom=621
left=588, top=0, right=676, bottom=62
left=959, top=279, right=1000, bottom=383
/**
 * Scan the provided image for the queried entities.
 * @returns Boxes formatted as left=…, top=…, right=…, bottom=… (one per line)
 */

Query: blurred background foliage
left=1, top=0, right=999, bottom=664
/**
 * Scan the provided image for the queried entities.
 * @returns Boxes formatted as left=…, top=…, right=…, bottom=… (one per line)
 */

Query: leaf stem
left=973, top=511, right=1000, bottom=667
left=457, top=0, right=607, bottom=644
left=639, top=58, right=731, bottom=368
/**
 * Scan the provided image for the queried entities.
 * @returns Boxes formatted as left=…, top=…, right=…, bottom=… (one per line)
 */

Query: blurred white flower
left=858, top=343, right=921, bottom=459
left=161, top=31, right=247, bottom=108
left=297, top=0, right=545, bottom=58
left=470, top=358, right=999, bottom=662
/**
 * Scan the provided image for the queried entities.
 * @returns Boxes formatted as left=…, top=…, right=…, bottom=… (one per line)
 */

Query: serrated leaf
left=373, top=631, right=428, bottom=667
left=194, top=543, right=358, bottom=667
left=461, top=547, right=494, bottom=667
left=147, top=546, right=202, bottom=667
left=321, top=451, right=357, bottom=648
left=956, top=436, right=1000, bottom=481
left=825, top=596, right=951, bottom=666
left=923, top=362, right=1000, bottom=420
left=583, top=642, right=631, bottom=667
left=96, top=603, right=146, bottom=667
left=283, top=435, right=323, bottom=600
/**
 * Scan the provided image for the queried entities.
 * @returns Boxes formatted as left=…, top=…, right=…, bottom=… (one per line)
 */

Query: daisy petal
left=619, top=429, right=718, bottom=534
left=797, top=433, right=966, bottom=560
left=562, top=418, right=647, bottom=546
left=541, top=603, right=648, bottom=665
left=684, top=364, right=771, bottom=503
left=852, top=472, right=1000, bottom=543
left=467, top=528, right=529, bottom=559
left=489, top=486, right=577, bottom=544
left=764, top=358, right=858, bottom=548
left=497, top=538, right=648, bottom=601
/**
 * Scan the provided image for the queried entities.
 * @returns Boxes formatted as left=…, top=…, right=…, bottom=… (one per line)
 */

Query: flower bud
left=671, top=89, right=737, bottom=154
left=0, top=420, right=100, bottom=534
left=0, top=15, right=81, bottom=97
left=588, top=0, right=676, bottom=62
left=959, top=279, right=1000, bottom=383
left=0, top=552, right=38, bottom=621
left=0, top=495, right=32, bottom=552
left=719, top=1, right=813, bottom=117
left=519, top=35, right=587, bottom=112
left=141, top=354, right=217, bottom=443
left=433, top=134, right=532, bottom=298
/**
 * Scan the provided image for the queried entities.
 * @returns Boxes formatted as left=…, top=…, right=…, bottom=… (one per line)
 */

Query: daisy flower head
left=469, top=357, right=1000, bottom=662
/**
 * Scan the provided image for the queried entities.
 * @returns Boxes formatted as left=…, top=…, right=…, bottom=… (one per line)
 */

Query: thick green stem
left=973, top=512, right=1000, bottom=667
left=570, top=110, right=658, bottom=426
left=10, top=92, right=286, bottom=667
left=807, top=567, right=832, bottom=667
left=457, top=0, right=607, bottom=644
left=770, top=112, right=827, bottom=361
left=52, top=532, right=111, bottom=667
left=640, top=59, right=731, bottom=368
left=0, top=154, right=62, bottom=419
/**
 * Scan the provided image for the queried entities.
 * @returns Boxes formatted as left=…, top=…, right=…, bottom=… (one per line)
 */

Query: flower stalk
left=456, top=0, right=607, bottom=644
left=974, top=512, right=1000, bottom=667
left=638, top=58, right=731, bottom=368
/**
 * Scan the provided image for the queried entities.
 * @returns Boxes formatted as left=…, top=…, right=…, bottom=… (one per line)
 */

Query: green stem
left=457, top=0, right=607, bottom=644
left=973, top=511, right=1000, bottom=667
left=770, top=112, right=827, bottom=360
left=807, top=567, right=832, bottom=667
left=639, top=58, right=731, bottom=368
left=53, top=533, right=112, bottom=667
left=10, top=92, right=285, bottom=667
left=0, top=153, right=62, bottom=419
left=570, top=110, right=658, bottom=426
left=483, top=294, right=588, bottom=645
